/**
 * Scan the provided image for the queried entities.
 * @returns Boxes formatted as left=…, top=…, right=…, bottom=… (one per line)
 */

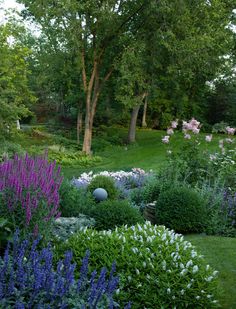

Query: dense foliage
left=0, top=153, right=63, bottom=239
left=57, top=223, right=219, bottom=308
left=89, top=200, right=144, bottom=231
left=0, top=230, right=127, bottom=308
left=155, top=186, right=207, bottom=233
left=88, top=175, right=119, bottom=200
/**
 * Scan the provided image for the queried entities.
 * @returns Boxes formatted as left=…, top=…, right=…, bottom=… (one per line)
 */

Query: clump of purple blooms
left=71, top=168, right=149, bottom=197
left=0, top=153, right=63, bottom=236
left=222, top=190, right=236, bottom=229
left=0, top=230, right=130, bottom=309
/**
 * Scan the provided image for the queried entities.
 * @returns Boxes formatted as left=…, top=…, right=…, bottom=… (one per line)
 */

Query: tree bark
left=77, top=111, right=82, bottom=144
left=142, top=95, right=148, bottom=128
left=127, top=104, right=141, bottom=143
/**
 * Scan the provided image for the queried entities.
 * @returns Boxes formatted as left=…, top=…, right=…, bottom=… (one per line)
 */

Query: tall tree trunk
left=77, top=111, right=82, bottom=144
left=83, top=115, right=93, bottom=154
left=142, top=95, right=148, bottom=128
left=128, top=105, right=141, bottom=143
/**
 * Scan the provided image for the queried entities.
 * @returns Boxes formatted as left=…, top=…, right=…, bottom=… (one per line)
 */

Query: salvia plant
left=0, top=230, right=130, bottom=309
left=0, top=152, right=63, bottom=238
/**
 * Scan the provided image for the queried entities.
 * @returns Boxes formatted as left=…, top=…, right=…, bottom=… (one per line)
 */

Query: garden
left=1, top=118, right=236, bottom=308
left=1, top=0, right=236, bottom=308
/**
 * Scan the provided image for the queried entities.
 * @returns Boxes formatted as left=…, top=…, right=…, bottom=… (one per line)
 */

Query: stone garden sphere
left=93, top=188, right=108, bottom=201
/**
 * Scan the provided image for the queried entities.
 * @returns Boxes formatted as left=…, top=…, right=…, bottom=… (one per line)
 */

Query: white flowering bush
left=56, top=222, right=219, bottom=308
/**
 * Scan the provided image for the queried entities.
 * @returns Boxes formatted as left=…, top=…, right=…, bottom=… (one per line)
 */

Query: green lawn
left=62, top=128, right=224, bottom=178
left=185, top=235, right=236, bottom=309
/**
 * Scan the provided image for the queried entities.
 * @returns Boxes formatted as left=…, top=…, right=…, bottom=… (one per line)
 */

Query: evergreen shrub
left=88, top=175, right=119, bottom=200
left=156, top=186, right=207, bottom=233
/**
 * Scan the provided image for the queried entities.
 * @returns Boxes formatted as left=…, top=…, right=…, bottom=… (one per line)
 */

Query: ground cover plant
left=0, top=230, right=129, bottom=309
left=56, top=222, right=219, bottom=309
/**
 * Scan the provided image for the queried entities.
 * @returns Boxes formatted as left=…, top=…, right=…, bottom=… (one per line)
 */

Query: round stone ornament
left=93, top=188, right=108, bottom=201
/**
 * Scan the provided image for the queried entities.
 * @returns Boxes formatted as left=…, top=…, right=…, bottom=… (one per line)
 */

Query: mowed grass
left=185, top=235, right=236, bottom=309
left=63, top=128, right=224, bottom=178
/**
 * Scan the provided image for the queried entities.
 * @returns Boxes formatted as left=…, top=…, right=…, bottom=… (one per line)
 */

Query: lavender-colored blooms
left=72, top=168, right=149, bottom=197
left=0, top=153, right=63, bottom=235
left=0, top=231, right=127, bottom=308
left=222, top=190, right=236, bottom=228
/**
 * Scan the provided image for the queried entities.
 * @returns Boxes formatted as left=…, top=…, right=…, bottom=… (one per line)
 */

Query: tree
left=116, top=41, right=149, bottom=143
left=0, top=21, right=35, bottom=136
left=18, top=0, right=146, bottom=153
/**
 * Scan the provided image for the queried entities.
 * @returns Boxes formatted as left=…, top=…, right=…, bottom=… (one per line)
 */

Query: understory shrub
left=0, top=230, right=129, bottom=308
left=0, top=141, right=25, bottom=162
left=88, top=175, right=118, bottom=200
left=89, top=200, right=144, bottom=230
left=156, top=186, right=207, bottom=233
left=0, top=153, right=63, bottom=240
left=59, top=180, right=96, bottom=217
left=57, top=222, right=219, bottom=308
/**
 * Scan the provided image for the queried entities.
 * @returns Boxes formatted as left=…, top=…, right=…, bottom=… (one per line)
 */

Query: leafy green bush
left=89, top=200, right=144, bottom=230
left=59, top=180, right=96, bottom=217
left=56, top=223, right=219, bottom=308
left=88, top=175, right=119, bottom=200
left=156, top=186, right=208, bottom=233
left=0, top=140, right=24, bottom=162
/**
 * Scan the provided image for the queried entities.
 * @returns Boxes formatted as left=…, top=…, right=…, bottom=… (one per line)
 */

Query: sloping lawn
left=185, top=235, right=236, bottom=309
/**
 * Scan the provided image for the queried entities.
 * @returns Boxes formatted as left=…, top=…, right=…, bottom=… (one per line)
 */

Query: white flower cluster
left=71, top=168, right=148, bottom=189
left=78, top=222, right=219, bottom=306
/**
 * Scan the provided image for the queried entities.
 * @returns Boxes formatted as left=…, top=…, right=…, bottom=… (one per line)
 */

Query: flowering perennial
left=72, top=168, right=148, bottom=193
left=0, top=153, right=63, bottom=235
left=64, top=222, right=219, bottom=308
left=0, top=230, right=127, bottom=308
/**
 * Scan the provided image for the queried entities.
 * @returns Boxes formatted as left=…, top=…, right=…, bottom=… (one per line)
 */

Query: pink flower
left=189, top=118, right=200, bottom=128
left=205, top=134, right=212, bottom=142
left=226, top=126, right=235, bottom=135
left=162, top=136, right=170, bottom=144
left=171, top=120, right=178, bottom=129
left=192, top=127, right=200, bottom=134
left=167, top=128, right=174, bottom=135
left=184, top=134, right=191, bottom=140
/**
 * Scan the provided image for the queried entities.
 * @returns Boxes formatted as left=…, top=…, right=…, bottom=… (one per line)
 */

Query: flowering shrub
left=57, top=222, right=219, bottom=308
left=162, top=118, right=236, bottom=185
left=72, top=168, right=148, bottom=197
left=0, top=153, right=63, bottom=238
left=0, top=230, right=128, bottom=308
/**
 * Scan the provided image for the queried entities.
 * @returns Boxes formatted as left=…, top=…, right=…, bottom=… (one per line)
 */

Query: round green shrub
left=156, top=186, right=207, bottom=233
left=56, top=223, right=219, bottom=308
left=87, top=175, right=118, bottom=200
left=89, top=200, right=144, bottom=230
left=59, top=180, right=96, bottom=217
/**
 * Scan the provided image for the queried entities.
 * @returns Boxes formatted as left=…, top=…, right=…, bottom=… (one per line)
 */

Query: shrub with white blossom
left=56, top=222, right=219, bottom=308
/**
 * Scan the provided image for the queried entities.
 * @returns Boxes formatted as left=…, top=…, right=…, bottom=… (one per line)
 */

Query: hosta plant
left=57, top=222, right=219, bottom=308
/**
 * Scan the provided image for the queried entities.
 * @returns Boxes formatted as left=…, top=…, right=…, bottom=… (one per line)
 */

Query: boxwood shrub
left=56, top=222, right=219, bottom=308
left=87, top=175, right=118, bottom=200
left=89, top=200, right=144, bottom=230
left=156, top=186, right=208, bottom=233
